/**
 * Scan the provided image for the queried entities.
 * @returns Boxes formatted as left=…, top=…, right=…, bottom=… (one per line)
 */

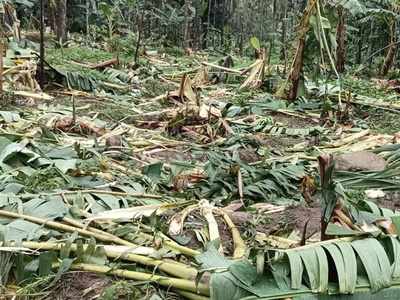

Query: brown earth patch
left=45, top=272, right=111, bottom=300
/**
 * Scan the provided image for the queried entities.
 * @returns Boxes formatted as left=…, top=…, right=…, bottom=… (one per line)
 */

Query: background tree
left=335, top=6, right=346, bottom=73
left=50, top=0, right=67, bottom=42
left=8, top=0, right=400, bottom=97
left=381, top=2, right=400, bottom=75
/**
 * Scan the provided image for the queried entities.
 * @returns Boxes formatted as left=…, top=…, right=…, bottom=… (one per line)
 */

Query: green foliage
left=17, top=166, right=67, bottom=192
left=338, top=0, right=366, bottom=15
left=321, top=158, right=343, bottom=222
left=47, top=47, right=113, bottom=66
left=336, top=162, right=400, bottom=191
left=3, top=0, right=34, bottom=7
left=365, top=109, right=400, bottom=134
left=0, top=241, right=14, bottom=291
left=151, top=3, right=185, bottom=45
left=200, top=237, right=400, bottom=300
left=47, top=46, right=140, bottom=92
left=100, top=281, right=140, bottom=300
left=0, top=111, right=20, bottom=123
left=192, top=150, right=305, bottom=204
left=249, top=37, right=261, bottom=51
left=14, top=239, right=110, bottom=296
left=108, top=32, right=138, bottom=55
left=59, top=69, right=98, bottom=91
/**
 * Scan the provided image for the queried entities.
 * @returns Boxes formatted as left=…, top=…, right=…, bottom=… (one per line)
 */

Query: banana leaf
left=202, top=236, right=400, bottom=300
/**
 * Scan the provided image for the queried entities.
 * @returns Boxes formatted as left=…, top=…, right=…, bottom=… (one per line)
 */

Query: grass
left=365, top=108, right=400, bottom=134
left=17, top=166, right=67, bottom=193
left=340, top=75, right=400, bottom=134
left=47, top=46, right=114, bottom=65
left=100, top=281, right=141, bottom=300
left=342, top=75, right=399, bottom=100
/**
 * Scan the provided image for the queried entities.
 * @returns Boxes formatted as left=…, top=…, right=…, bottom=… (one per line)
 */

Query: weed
left=364, top=108, right=400, bottom=134
left=100, top=281, right=140, bottom=300
left=17, top=167, right=67, bottom=193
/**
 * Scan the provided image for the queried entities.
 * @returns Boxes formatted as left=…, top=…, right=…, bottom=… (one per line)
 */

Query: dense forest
left=0, top=0, right=399, bottom=299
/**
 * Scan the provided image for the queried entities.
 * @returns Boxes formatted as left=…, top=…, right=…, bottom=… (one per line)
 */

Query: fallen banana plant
left=203, top=236, right=400, bottom=300
left=14, top=241, right=198, bottom=280
left=169, top=199, right=247, bottom=259
left=0, top=210, right=136, bottom=246
left=239, top=49, right=267, bottom=91
left=69, top=263, right=210, bottom=296
left=168, top=74, right=199, bottom=104
left=193, top=66, right=209, bottom=86
left=0, top=206, right=200, bottom=257
left=336, top=162, right=400, bottom=191
left=86, top=202, right=189, bottom=221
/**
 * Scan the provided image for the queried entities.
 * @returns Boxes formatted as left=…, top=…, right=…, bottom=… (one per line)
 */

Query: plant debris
left=0, top=1, right=400, bottom=299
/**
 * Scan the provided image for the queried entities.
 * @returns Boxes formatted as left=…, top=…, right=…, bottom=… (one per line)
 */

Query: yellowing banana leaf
left=240, top=59, right=266, bottom=91
left=168, top=74, right=198, bottom=104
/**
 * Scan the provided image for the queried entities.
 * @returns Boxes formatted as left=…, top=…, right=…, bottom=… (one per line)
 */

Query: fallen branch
left=90, top=57, right=119, bottom=69
left=71, top=58, right=119, bottom=70
left=14, top=91, right=53, bottom=100
left=200, top=61, right=243, bottom=75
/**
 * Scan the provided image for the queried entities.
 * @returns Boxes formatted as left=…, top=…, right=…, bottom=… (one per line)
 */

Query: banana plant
left=334, top=0, right=366, bottom=15
left=199, top=234, right=400, bottom=300
left=0, top=0, right=35, bottom=6
left=354, top=0, right=400, bottom=74
left=326, top=0, right=366, bottom=72
left=318, top=155, right=339, bottom=240
left=98, top=1, right=122, bottom=40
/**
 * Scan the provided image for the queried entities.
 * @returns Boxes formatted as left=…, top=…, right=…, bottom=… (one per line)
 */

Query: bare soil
left=45, top=272, right=111, bottom=300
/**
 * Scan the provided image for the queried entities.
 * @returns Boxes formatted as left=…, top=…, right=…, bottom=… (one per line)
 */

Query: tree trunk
left=220, top=0, right=226, bottom=47
left=268, top=0, right=278, bottom=65
left=381, top=19, right=397, bottom=76
left=86, top=0, right=89, bottom=39
left=286, top=0, right=317, bottom=101
left=183, top=0, right=193, bottom=50
left=39, top=0, right=45, bottom=88
left=48, top=1, right=57, bottom=33
left=356, top=24, right=364, bottom=65
left=0, top=38, right=3, bottom=97
left=287, top=40, right=306, bottom=100
left=367, top=21, right=374, bottom=70
left=204, top=0, right=212, bottom=48
left=239, top=13, right=243, bottom=55
left=335, top=7, right=346, bottom=73
left=280, top=0, right=288, bottom=74
left=50, top=0, right=67, bottom=42
left=134, top=13, right=143, bottom=67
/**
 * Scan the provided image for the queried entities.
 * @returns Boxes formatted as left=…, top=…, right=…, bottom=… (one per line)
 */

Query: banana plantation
left=0, top=0, right=400, bottom=299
